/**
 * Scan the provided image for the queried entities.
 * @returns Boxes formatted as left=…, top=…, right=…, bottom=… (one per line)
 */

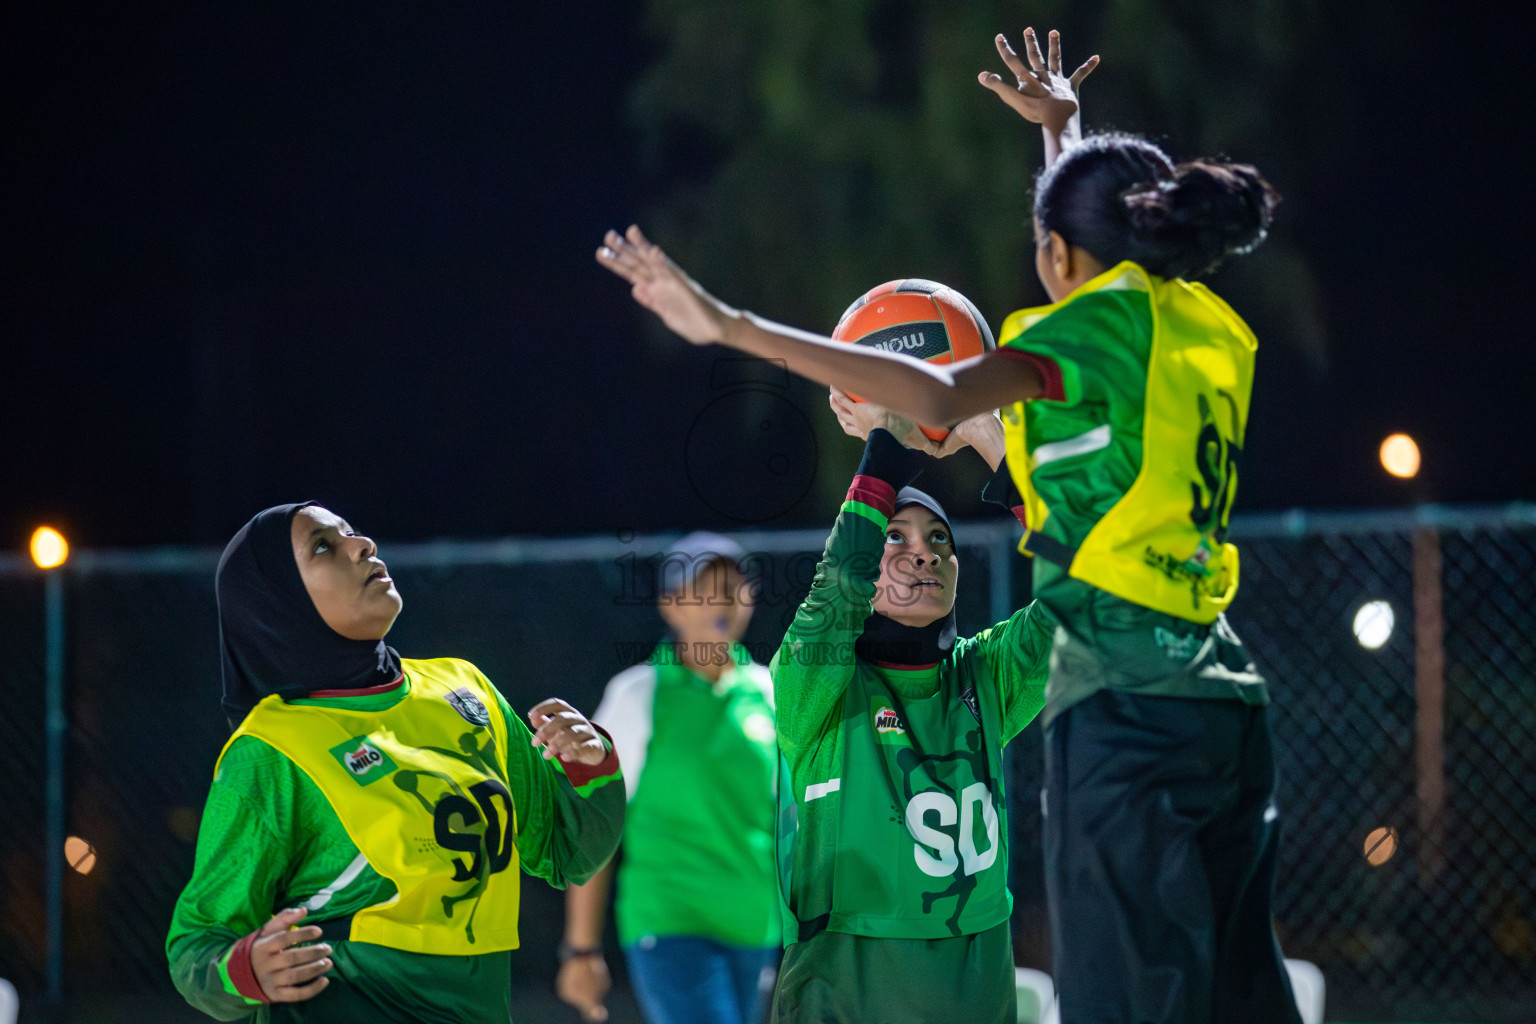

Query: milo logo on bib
left=328, top=735, right=399, bottom=787
left=871, top=699, right=907, bottom=744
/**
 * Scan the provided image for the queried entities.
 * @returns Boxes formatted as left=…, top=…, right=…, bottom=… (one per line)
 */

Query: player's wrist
left=558, top=940, right=603, bottom=962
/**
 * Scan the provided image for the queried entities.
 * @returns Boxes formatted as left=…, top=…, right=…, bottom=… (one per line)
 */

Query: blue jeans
left=624, top=935, right=779, bottom=1024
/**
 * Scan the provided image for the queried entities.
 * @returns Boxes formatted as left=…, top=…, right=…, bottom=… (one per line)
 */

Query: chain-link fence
left=0, top=506, right=1532, bottom=1022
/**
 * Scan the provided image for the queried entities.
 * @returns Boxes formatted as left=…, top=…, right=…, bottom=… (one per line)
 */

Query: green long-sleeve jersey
left=166, top=665, right=623, bottom=1023
left=771, top=478, right=1057, bottom=940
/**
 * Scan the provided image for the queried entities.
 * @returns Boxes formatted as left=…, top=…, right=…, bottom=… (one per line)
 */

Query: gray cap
left=656, top=530, right=747, bottom=595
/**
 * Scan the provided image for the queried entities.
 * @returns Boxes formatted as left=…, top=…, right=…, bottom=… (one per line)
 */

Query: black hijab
left=854, top=487, right=959, bottom=668
left=217, top=502, right=402, bottom=728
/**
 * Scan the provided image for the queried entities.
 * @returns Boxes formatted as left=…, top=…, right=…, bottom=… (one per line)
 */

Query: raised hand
left=596, top=225, right=735, bottom=345
left=978, top=27, right=1098, bottom=141
left=250, top=907, right=332, bottom=1003
left=528, top=699, right=609, bottom=766
left=829, top=387, right=937, bottom=454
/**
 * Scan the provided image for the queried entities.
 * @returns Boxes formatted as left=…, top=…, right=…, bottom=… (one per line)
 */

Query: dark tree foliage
left=626, top=0, right=1346, bottom=511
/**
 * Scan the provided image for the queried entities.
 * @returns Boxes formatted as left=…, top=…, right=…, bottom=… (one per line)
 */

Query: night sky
left=6, top=2, right=1533, bottom=550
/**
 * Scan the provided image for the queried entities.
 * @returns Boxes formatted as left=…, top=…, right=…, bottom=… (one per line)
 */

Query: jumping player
left=167, top=503, right=624, bottom=1022
left=598, top=23, right=1299, bottom=1024
left=770, top=395, right=1054, bottom=1023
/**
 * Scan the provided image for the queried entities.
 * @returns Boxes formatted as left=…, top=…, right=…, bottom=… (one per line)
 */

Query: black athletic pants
left=1043, top=690, right=1302, bottom=1024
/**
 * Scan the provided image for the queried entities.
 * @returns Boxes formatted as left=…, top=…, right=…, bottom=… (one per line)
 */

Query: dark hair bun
left=1035, top=134, right=1280, bottom=279
left=1121, top=160, right=1279, bottom=278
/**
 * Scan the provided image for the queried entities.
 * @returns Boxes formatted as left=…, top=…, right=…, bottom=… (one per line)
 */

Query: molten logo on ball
left=831, top=278, right=996, bottom=442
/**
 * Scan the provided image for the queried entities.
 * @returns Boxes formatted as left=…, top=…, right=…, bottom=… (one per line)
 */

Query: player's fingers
left=535, top=716, right=600, bottom=758
left=627, top=225, right=672, bottom=270
left=597, top=248, right=644, bottom=285
left=583, top=1004, right=609, bottom=1023
left=978, top=73, right=1039, bottom=113
left=254, top=925, right=322, bottom=959
left=275, top=955, right=333, bottom=986
left=601, top=231, right=648, bottom=273
left=625, top=223, right=653, bottom=251
left=1047, top=28, right=1061, bottom=75
left=527, top=698, right=575, bottom=729
left=1068, top=55, right=1100, bottom=90
left=279, top=941, right=331, bottom=968
left=271, top=975, right=331, bottom=1003
left=992, top=34, right=1032, bottom=83
left=597, top=234, right=649, bottom=285
left=532, top=709, right=585, bottom=742
left=257, top=907, right=307, bottom=938
left=1023, top=27, right=1048, bottom=74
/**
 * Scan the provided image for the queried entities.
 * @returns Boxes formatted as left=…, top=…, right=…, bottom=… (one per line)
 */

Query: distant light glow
left=167, top=806, right=200, bottom=844
left=64, top=835, right=97, bottom=875
left=1363, top=826, right=1398, bottom=867
left=1353, top=600, right=1395, bottom=649
left=30, top=526, right=69, bottom=569
left=1380, top=434, right=1421, bottom=478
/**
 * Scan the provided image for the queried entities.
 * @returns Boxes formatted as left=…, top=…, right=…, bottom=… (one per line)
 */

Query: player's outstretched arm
left=978, top=27, right=1097, bottom=167
left=598, top=225, right=1044, bottom=424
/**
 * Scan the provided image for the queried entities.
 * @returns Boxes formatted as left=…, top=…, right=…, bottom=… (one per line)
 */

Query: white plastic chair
left=1016, top=961, right=1320, bottom=1024
left=1014, top=967, right=1056, bottom=1024
left=1284, top=958, right=1326, bottom=1024
left=0, top=977, right=19, bottom=1024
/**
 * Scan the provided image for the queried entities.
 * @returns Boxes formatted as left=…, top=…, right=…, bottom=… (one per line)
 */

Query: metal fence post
left=44, top=569, right=66, bottom=1000
left=989, top=529, right=1014, bottom=626
left=1412, top=526, right=1446, bottom=884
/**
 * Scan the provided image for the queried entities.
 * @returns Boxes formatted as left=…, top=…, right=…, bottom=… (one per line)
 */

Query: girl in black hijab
left=169, top=502, right=625, bottom=1023
left=215, top=502, right=402, bottom=728
left=766, top=399, right=1058, bottom=1024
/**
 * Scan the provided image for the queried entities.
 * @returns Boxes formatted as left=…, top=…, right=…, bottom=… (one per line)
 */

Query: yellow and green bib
left=998, top=261, right=1255, bottom=623
left=217, top=657, right=522, bottom=954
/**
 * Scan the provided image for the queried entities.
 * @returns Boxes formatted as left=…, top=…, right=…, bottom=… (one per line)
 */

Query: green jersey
left=166, top=662, right=624, bottom=1023
left=771, top=481, right=1055, bottom=939
left=594, top=643, right=780, bottom=948
left=996, top=262, right=1271, bottom=724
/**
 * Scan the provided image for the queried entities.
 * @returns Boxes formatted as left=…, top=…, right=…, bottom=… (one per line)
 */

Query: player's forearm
left=563, top=860, right=614, bottom=949
left=774, top=442, right=906, bottom=747
left=167, top=930, right=264, bottom=1021
left=1043, top=109, right=1083, bottom=168
left=718, top=311, right=1022, bottom=425
left=545, top=742, right=626, bottom=888
left=992, top=600, right=1059, bottom=743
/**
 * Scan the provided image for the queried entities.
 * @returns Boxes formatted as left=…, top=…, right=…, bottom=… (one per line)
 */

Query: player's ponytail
left=1035, top=133, right=1279, bottom=280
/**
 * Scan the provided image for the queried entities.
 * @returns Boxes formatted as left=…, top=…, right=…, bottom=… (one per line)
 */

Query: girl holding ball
left=599, top=23, right=1299, bottom=1024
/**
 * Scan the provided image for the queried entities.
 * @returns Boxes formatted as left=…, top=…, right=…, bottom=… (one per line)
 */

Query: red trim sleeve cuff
left=992, top=348, right=1066, bottom=402
left=558, top=724, right=622, bottom=791
left=846, top=475, right=897, bottom=519
left=226, top=929, right=269, bottom=1003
